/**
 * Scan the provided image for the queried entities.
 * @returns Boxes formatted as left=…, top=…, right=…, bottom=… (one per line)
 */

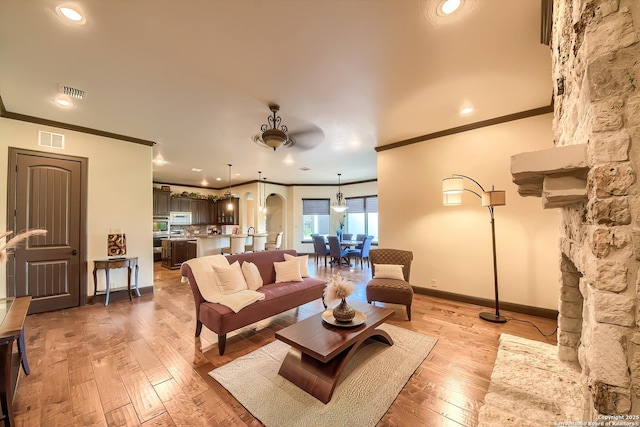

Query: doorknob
left=71, top=250, right=78, bottom=256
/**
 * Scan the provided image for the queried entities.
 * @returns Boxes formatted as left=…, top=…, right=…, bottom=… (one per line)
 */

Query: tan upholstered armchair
left=366, top=249, right=414, bottom=320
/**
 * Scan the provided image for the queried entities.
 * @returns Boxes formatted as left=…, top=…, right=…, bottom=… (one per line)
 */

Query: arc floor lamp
left=442, top=174, right=507, bottom=323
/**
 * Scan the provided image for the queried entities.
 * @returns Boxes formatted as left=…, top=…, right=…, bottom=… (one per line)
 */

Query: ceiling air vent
left=38, top=131, right=65, bottom=149
left=58, top=84, right=85, bottom=99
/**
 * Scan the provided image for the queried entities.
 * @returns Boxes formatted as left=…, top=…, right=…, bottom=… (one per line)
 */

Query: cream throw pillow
left=283, top=253, right=310, bottom=278
left=373, top=264, right=405, bottom=280
left=212, top=261, right=248, bottom=294
left=274, top=259, right=303, bottom=283
left=242, top=261, right=263, bottom=291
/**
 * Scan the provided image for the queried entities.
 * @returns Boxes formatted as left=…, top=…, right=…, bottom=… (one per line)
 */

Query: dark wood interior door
left=7, top=148, right=86, bottom=314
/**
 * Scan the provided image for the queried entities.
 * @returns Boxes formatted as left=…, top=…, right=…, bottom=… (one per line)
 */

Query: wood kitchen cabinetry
left=191, top=199, right=211, bottom=225
left=153, top=189, right=170, bottom=216
left=161, top=239, right=196, bottom=269
left=170, top=197, right=192, bottom=212
left=214, top=198, right=239, bottom=225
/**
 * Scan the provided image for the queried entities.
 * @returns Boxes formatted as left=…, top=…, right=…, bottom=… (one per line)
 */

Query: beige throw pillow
left=242, top=261, right=263, bottom=291
left=273, top=259, right=303, bottom=283
left=373, top=264, right=405, bottom=280
left=283, top=253, right=310, bottom=277
left=212, top=261, right=248, bottom=294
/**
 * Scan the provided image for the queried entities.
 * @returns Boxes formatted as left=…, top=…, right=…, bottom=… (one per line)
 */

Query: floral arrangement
left=323, top=273, right=356, bottom=304
left=0, top=229, right=48, bottom=263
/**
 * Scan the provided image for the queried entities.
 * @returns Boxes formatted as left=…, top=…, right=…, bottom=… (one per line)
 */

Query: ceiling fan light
left=262, top=129, right=287, bottom=150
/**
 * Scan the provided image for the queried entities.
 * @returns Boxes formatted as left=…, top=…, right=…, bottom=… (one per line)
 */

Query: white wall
left=378, top=113, right=559, bottom=309
left=0, top=118, right=153, bottom=298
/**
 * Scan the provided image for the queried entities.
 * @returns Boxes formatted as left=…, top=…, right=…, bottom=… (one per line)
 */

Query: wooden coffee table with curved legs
left=274, top=301, right=394, bottom=403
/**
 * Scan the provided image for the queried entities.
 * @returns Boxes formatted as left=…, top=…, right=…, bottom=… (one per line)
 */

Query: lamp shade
left=482, top=190, right=506, bottom=207
left=442, top=177, right=464, bottom=194
left=443, top=193, right=462, bottom=206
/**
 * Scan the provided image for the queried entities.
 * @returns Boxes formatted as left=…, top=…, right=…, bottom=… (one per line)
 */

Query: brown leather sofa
left=181, top=249, right=326, bottom=355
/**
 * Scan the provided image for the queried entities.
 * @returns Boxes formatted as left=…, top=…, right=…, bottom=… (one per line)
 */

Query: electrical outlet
left=431, top=279, right=437, bottom=288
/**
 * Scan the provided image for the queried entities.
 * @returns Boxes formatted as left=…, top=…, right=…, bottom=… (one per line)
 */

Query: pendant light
left=331, top=173, right=348, bottom=212
left=224, top=164, right=234, bottom=211
left=258, top=171, right=263, bottom=212
left=263, top=177, right=268, bottom=214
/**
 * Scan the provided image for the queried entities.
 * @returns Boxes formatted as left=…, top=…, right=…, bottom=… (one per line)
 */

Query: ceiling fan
left=252, top=103, right=324, bottom=151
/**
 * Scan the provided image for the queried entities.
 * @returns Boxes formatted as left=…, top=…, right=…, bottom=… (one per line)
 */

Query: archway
left=265, top=193, right=285, bottom=247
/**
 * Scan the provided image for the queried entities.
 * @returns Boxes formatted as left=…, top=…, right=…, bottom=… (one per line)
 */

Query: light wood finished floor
left=12, top=259, right=558, bottom=426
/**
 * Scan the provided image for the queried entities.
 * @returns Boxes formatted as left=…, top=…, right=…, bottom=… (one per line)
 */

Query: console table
left=92, top=257, right=140, bottom=306
left=0, top=296, right=31, bottom=426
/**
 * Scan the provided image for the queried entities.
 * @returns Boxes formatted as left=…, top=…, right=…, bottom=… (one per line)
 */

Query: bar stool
left=221, top=235, right=247, bottom=255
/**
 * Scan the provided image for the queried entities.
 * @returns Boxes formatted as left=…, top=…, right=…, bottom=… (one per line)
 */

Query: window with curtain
left=302, top=199, right=330, bottom=240
left=346, top=196, right=378, bottom=242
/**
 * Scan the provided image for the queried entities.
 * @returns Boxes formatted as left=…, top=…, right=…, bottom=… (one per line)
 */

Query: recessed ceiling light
left=460, top=106, right=474, bottom=115
left=152, top=156, right=166, bottom=165
left=200, top=179, right=208, bottom=186
left=56, top=5, right=85, bottom=23
left=191, top=168, right=203, bottom=172
left=54, top=98, right=72, bottom=107
left=283, top=155, right=295, bottom=165
left=216, top=177, right=222, bottom=181
left=440, top=0, right=462, bottom=15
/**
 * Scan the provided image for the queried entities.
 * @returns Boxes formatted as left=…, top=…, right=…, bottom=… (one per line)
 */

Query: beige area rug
left=210, top=323, right=437, bottom=427
left=478, top=334, right=585, bottom=427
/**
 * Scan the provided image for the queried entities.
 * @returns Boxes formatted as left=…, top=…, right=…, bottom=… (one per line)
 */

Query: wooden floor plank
left=71, top=379, right=108, bottom=427
left=12, top=260, right=558, bottom=427
left=105, top=403, right=141, bottom=427
left=91, top=355, right=131, bottom=414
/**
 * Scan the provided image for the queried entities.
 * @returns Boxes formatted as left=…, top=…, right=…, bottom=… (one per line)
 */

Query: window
left=346, top=196, right=378, bottom=241
left=302, top=199, right=330, bottom=240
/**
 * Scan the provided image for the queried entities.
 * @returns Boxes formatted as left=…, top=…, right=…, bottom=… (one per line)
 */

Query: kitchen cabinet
left=187, top=241, right=197, bottom=260
left=161, top=239, right=196, bottom=269
left=192, top=199, right=211, bottom=225
left=153, top=189, right=170, bottom=216
left=170, top=197, right=192, bottom=213
left=214, top=198, right=239, bottom=225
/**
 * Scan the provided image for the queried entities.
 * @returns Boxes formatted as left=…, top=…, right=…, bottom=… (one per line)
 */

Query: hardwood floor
left=12, top=259, right=558, bottom=426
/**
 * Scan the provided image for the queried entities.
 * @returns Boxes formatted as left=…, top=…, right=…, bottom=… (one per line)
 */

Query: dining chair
left=327, top=235, right=349, bottom=267
left=342, top=233, right=353, bottom=241
left=312, top=235, right=330, bottom=267
left=355, top=234, right=367, bottom=249
left=346, top=235, right=373, bottom=268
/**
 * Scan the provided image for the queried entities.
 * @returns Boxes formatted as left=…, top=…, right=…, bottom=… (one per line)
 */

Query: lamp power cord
left=504, top=317, right=557, bottom=338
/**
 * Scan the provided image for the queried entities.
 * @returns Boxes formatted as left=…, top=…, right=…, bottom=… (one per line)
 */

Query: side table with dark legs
left=92, top=257, right=140, bottom=306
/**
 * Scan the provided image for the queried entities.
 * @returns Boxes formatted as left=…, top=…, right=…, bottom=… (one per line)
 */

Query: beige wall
left=378, top=113, right=559, bottom=309
left=0, top=118, right=153, bottom=298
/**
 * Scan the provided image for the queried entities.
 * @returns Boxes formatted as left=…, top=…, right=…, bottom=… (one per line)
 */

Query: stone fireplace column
left=512, top=0, right=640, bottom=418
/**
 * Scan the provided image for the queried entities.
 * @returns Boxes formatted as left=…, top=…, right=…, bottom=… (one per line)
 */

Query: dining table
left=339, top=240, right=360, bottom=248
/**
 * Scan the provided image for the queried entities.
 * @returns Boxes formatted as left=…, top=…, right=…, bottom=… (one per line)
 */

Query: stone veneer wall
left=552, top=0, right=640, bottom=417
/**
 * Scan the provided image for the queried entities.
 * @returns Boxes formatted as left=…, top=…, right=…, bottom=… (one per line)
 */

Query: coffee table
left=275, top=301, right=394, bottom=403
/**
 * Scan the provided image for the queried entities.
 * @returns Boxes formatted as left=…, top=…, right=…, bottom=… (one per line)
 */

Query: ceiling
left=0, top=0, right=552, bottom=188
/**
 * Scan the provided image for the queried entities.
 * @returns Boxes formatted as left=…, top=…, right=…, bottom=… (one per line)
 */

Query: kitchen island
left=161, top=237, right=197, bottom=269
left=194, top=233, right=269, bottom=257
